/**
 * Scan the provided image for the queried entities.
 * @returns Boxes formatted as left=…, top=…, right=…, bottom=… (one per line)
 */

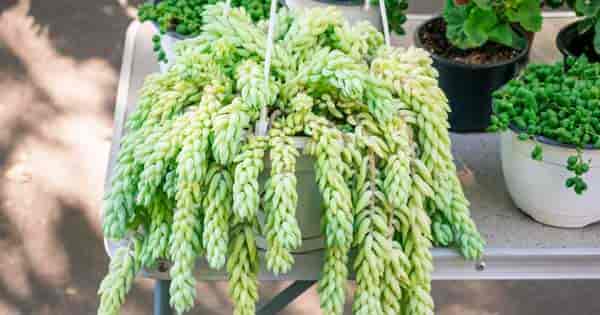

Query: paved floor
left=0, top=0, right=600, bottom=314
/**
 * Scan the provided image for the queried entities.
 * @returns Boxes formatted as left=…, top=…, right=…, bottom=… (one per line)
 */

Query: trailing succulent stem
left=98, top=237, right=143, bottom=315
left=228, top=136, right=266, bottom=315
left=264, top=128, right=301, bottom=274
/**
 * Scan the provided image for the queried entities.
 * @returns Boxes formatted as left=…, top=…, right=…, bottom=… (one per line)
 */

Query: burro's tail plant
left=444, top=0, right=543, bottom=49
left=98, top=4, right=484, bottom=315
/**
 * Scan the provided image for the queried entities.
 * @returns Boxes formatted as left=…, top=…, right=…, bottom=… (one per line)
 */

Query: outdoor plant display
left=490, top=57, right=600, bottom=194
left=138, top=0, right=272, bottom=63
left=98, top=4, right=484, bottom=315
left=414, top=0, right=543, bottom=131
left=551, top=0, right=600, bottom=61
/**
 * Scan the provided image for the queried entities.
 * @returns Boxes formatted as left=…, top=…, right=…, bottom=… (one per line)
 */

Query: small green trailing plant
left=544, top=0, right=600, bottom=54
left=443, top=0, right=543, bottom=49
left=138, top=0, right=272, bottom=63
left=382, top=0, right=410, bottom=35
left=489, top=57, right=600, bottom=195
left=99, top=4, right=484, bottom=315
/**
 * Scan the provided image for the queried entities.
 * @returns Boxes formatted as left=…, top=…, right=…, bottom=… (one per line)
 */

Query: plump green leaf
left=576, top=0, right=600, bottom=16
left=507, top=0, right=543, bottom=32
left=472, top=0, right=492, bottom=10
left=577, top=17, right=596, bottom=34
left=443, top=0, right=468, bottom=26
left=444, top=0, right=480, bottom=49
left=463, top=7, right=498, bottom=46
left=488, top=23, right=519, bottom=48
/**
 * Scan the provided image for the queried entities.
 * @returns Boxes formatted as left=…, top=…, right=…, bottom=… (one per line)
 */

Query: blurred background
left=1, top=0, right=599, bottom=314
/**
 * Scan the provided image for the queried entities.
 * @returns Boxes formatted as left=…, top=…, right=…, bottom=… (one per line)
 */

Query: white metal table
left=104, top=15, right=600, bottom=315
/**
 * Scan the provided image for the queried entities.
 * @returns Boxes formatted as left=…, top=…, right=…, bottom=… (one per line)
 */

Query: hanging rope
left=378, top=0, right=391, bottom=46
left=256, top=0, right=278, bottom=136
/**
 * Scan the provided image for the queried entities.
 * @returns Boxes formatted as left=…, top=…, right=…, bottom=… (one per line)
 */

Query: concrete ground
left=1, top=0, right=600, bottom=314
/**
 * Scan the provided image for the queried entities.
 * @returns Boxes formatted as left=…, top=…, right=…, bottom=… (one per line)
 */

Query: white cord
left=257, top=0, right=279, bottom=136
left=225, top=0, right=231, bottom=14
left=378, top=0, right=390, bottom=46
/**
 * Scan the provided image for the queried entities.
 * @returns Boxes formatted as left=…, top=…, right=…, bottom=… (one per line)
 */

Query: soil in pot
left=418, top=17, right=520, bottom=65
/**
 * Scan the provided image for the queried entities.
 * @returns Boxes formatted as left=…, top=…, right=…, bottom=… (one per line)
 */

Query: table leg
left=256, top=281, right=316, bottom=315
left=154, top=279, right=172, bottom=315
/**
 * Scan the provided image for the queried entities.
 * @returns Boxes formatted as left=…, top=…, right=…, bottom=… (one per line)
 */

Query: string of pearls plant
left=99, top=4, right=484, bottom=315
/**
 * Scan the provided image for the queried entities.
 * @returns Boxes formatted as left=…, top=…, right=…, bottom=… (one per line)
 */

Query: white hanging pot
left=501, top=129, right=600, bottom=228
left=257, top=137, right=325, bottom=253
left=284, top=0, right=383, bottom=31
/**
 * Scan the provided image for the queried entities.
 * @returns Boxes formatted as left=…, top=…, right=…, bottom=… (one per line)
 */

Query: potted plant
left=414, top=0, right=543, bottom=132
left=488, top=57, right=600, bottom=227
left=550, top=0, right=600, bottom=62
left=138, top=0, right=272, bottom=71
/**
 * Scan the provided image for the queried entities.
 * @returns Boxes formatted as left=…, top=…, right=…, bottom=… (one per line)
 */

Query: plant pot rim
left=508, top=125, right=599, bottom=151
left=414, top=15, right=531, bottom=70
left=556, top=19, right=590, bottom=59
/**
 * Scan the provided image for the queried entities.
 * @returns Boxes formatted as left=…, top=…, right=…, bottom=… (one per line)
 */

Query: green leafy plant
left=544, top=0, right=600, bottom=54
left=138, top=0, right=272, bottom=62
left=489, top=57, right=600, bottom=194
left=382, top=0, right=410, bottom=35
left=443, top=0, right=543, bottom=49
left=99, top=4, right=484, bottom=315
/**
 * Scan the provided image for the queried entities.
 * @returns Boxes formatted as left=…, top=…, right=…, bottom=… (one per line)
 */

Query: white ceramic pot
left=257, top=137, right=325, bottom=253
left=285, top=0, right=382, bottom=31
left=501, top=130, right=600, bottom=228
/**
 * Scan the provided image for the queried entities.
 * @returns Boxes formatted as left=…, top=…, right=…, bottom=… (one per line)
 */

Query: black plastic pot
left=556, top=20, right=600, bottom=63
left=414, top=16, right=531, bottom=132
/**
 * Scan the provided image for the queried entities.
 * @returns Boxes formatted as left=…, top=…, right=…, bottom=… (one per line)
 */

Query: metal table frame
left=104, top=12, right=600, bottom=315
left=152, top=280, right=316, bottom=315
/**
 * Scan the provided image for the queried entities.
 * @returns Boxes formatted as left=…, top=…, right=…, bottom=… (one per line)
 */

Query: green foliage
left=228, top=137, right=265, bottom=315
left=444, top=0, right=542, bottom=49
left=138, top=0, right=273, bottom=62
left=371, top=46, right=485, bottom=260
left=98, top=237, right=142, bottom=315
left=264, top=128, right=301, bottom=274
left=489, top=57, right=600, bottom=194
left=373, top=0, right=409, bottom=35
left=100, top=5, right=484, bottom=315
